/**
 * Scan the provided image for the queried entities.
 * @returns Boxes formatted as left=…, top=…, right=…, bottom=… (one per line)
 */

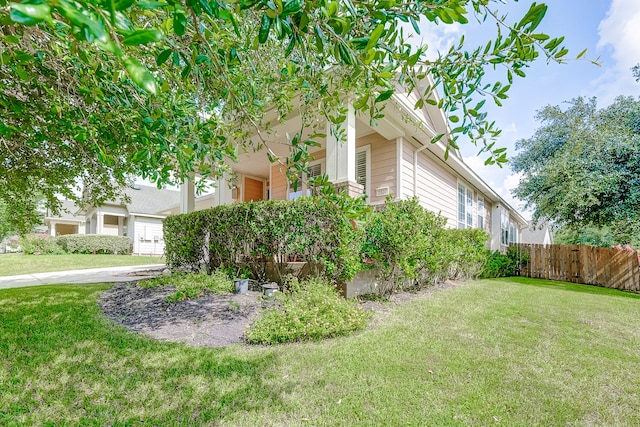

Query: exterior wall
left=401, top=139, right=415, bottom=200
left=270, top=149, right=327, bottom=201
left=358, top=133, right=396, bottom=204
left=414, top=149, right=457, bottom=227
left=131, top=217, right=165, bottom=256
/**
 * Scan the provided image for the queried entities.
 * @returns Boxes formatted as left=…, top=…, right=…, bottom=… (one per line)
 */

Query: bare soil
left=98, top=280, right=462, bottom=348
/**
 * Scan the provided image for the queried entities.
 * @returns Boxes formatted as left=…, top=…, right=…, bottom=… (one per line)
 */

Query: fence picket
left=512, top=244, right=640, bottom=292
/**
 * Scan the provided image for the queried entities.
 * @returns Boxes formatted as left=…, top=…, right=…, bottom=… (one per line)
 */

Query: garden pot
left=261, top=282, right=279, bottom=297
left=234, top=278, right=249, bottom=294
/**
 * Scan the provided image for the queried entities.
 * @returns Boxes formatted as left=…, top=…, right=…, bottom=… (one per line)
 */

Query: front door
left=243, top=177, right=264, bottom=202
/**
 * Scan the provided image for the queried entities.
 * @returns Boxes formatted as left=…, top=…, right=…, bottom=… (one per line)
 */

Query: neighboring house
left=44, top=199, right=86, bottom=237
left=179, top=76, right=527, bottom=251
left=520, top=221, right=554, bottom=246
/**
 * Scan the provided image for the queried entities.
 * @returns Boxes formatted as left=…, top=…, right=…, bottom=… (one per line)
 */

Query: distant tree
left=512, top=96, right=640, bottom=241
left=554, top=225, right=615, bottom=247
left=633, top=63, right=640, bottom=82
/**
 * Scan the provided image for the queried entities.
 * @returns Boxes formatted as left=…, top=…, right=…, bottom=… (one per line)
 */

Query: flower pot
left=234, top=278, right=249, bottom=294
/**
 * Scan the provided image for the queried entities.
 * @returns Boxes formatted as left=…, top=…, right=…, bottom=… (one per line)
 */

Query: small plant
left=246, top=277, right=370, bottom=344
left=139, top=269, right=234, bottom=302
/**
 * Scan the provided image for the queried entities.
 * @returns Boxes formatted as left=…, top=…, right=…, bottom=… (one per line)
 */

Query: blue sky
left=420, top=0, right=640, bottom=218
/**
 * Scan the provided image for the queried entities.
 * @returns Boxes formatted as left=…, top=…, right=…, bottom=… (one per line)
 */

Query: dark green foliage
left=555, top=226, right=615, bottom=247
left=164, top=198, right=362, bottom=283
left=245, top=277, right=370, bottom=344
left=362, top=197, right=489, bottom=293
left=139, top=270, right=234, bottom=302
left=19, top=234, right=65, bottom=255
left=481, top=246, right=529, bottom=278
left=56, top=234, right=131, bottom=254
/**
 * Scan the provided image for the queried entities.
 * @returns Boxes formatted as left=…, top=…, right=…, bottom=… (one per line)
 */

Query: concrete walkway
left=0, top=264, right=166, bottom=290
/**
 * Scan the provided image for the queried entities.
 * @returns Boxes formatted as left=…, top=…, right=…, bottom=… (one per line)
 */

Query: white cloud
left=595, top=0, right=640, bottom=102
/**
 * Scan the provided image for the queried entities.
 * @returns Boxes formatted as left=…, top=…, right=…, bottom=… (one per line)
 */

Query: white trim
left=477, top=196, right=485, bottom=230
left=356, top=144, right=371, bottom=197
left=457, top=181, right=474, bottom=229
left=128, top=212, right=167, bottom=219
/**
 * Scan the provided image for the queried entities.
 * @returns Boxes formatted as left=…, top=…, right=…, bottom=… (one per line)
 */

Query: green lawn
left=0, top=254, right=163, bottom=276
left=1, top=277, right=639, bottom=425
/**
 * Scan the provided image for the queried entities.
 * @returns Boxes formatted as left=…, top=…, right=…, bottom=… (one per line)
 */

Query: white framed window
left=508, top=220, right=517, bottom=244
left=477, top=197, right=485, bottom=230
left=457, top=182, right=473, bottom=229
left=501, top=211, right=510, bottom=245
left=356, top=145, right=371, bottom=196
left=288, top=160, right=324, bottom=200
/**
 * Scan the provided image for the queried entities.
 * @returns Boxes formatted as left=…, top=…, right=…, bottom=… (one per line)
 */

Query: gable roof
left=122, top=185, right=182, bottom=216
left=45, top=199, right=85, bottom=220
left=520, top=221, right=553, bottom=245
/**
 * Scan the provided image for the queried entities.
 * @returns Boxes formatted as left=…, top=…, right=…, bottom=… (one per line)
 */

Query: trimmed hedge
left=164, top=198, right=361, bottom=282
left=56, top=234, right=131, bottom=254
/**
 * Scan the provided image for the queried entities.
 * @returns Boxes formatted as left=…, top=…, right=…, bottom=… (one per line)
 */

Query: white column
left=180, top=179, right=195, bottom=213
left=216, top=176, right=233, bottom=206
left=96, top=212, right=104, bottom=235
left=117, top=216, right=124, bottom=236
left=50, top=223, right=56, bottom=237
left=326, top=103, right=357, bottom=184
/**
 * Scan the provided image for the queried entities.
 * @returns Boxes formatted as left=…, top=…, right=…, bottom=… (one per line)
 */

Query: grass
left=0, top=254, right=163, bottom=276
left=1, top=277, right=639, bottom=425
left=139, top=270, right=235, bottom=302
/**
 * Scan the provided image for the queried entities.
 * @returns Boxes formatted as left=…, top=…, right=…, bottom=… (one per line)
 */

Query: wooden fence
left=512, top=244, right=640, bottom=292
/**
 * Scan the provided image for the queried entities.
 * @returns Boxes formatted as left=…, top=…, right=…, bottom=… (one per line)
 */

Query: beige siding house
left=179, top=78, right=526, bottom=251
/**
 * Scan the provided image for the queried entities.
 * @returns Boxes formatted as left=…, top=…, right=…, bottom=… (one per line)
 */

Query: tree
left=1, top=0, right=579, bottom=230
left=512, top=96, right=640, bottom=241
left=633, top=63, right=640, bottom=82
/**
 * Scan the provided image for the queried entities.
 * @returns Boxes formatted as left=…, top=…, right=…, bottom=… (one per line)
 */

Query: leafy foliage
left=554, top=225, right=615, bottom=248
left=56, top=235, right=131, bottom=254
left=139, top=269, right=235, bottom=302
left=1, top=0, right=579, bottom=231
left=480, top=246, right=528, bottom=278
left=18, top=233, right=65, bottom=255
left=245, top=277, right=369, bottom=344
left=163, top=197, right=363, bottom=282
left=512, top=96, right=640, bottom=237
left=361, top=197, right=489, bottom=293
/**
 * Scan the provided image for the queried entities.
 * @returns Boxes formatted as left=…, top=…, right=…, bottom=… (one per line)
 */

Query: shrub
left=139, top=269, right=234, bottom=302
left=56, top=234, right=131, bottom=254
left=361, top=197, right=489, bottom=294
left=19, top=233, right=65, bottom=255
left=164, top=198, right=363, bottom=283
left=480, top=246, right=528, bottom=278
left=245, top=278, right=370, bottom=344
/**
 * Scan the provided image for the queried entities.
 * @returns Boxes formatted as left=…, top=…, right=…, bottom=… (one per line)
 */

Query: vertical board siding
left=134, top=218, right=165, bottom=256
left=515, top=244, right=640, bottom=291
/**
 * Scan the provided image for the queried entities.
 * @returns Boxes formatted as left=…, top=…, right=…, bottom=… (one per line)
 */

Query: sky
left=419, top=0, right=640, bottom=219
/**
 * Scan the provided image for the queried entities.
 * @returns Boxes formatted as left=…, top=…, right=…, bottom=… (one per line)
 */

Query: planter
left=261, top=282, right=280, bottom=297
left=234, top=278, right=249, bottom=294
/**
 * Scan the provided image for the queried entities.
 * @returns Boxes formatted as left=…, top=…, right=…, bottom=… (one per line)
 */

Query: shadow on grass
left=0, top=284, right=291, bottom=425
left=493, top=276, right=640, bottom=300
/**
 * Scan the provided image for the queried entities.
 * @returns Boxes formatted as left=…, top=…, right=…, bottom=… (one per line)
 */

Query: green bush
left=139, top=269, right=234, bottom=302
left=361, top=197, right=489, bottom=294
left=56, top=234, right=131, bottom=254
left=246, top=278, right=370, bottom=344
left=164, top=198, right=362, bottom=283
left=19, top=233, right=65, bottom=255
left=480, top=246, right=528, bottom=278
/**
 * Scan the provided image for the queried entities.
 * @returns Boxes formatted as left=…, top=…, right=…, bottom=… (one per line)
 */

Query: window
left=457, top=183, right=473, bottom=229
left=477, top=197, right=485, bottom=230
left=356, top=146, right=370, bottom=195
left=501, top=211, right=510, bottom=245
left=288, top=161, right=323, bottom=200
left=508, top=221, right=517, bottom=244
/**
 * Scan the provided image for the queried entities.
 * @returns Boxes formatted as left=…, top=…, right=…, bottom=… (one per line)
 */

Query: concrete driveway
left=0, top=264, right=166, bottom=290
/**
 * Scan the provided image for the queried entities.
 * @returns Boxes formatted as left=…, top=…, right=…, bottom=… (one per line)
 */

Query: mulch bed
left=98, top=280, right=462, bottom=348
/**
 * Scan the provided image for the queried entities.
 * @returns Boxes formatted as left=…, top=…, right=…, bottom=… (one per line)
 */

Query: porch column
left=96, top=212, right=104, bottom=235
left=325, top=103, right=363, bottom=197
left=180, top=179, right=195, bottom=214
left=215, top=175, right=233, bottom=206
left=490, top=204, right=503, bottom=251
left=117, top=216, right=124, bottom=236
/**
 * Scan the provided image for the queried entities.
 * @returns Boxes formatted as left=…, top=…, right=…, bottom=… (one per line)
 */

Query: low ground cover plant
left=139, top=269, right=234, bottom=302
left=246, top=277, right=370, bottom=344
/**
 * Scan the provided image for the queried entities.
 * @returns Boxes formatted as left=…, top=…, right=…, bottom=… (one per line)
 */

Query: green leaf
left=258, top=13, right=271, bottom=43
left=10, top=2, right=52, bottom=25
left=173, top=11, right=187, bottom=36
left=123, top=56, right=158, bottom=95
left=122, top=29, right=163, bottom=45
left=156, top=49, right=172, bottom=66
left=375, top=89, right=394, bottom=103
left=366, top=24, right=384, bottom=51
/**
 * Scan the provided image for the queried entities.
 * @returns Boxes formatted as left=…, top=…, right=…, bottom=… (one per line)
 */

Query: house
left=520, top=221, right=554, bottom=246
left=179, top=77, right=527, bottom=251
left=44, top=199, right=86, bottom=237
